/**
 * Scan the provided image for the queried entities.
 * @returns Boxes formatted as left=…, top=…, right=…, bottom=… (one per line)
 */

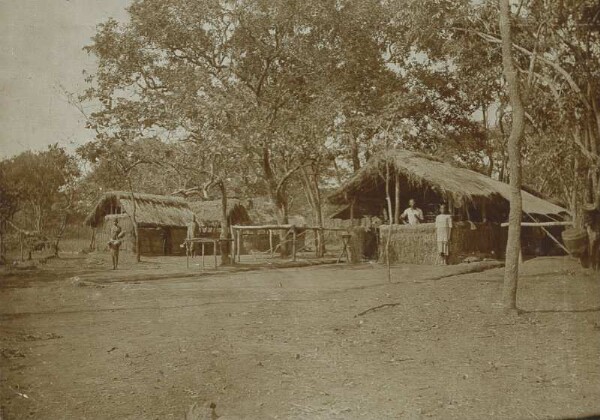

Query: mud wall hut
left=85, top=192, right=195, bottom=256
left=329, top=150, right=570, bottom=264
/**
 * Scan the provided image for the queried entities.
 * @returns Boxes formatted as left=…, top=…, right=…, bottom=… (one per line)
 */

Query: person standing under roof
left=400, top=199, right=424, bottom=225
left=435, top=203, right=453, bottom=265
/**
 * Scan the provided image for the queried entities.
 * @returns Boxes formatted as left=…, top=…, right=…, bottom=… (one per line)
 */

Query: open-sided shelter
left=85, top=192, right=195, bottom=256
left=329, top=150, right=570, bottom=264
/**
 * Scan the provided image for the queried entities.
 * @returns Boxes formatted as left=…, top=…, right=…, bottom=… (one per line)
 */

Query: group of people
left=399, top=198, right=453, bottom=265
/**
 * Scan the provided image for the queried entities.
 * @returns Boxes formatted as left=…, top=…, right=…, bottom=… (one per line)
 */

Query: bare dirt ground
left=1, top=253, right=599, bottom=419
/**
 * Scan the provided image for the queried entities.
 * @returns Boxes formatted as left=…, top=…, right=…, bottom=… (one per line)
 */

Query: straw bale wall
left=379, top=222, right=504, bottom=265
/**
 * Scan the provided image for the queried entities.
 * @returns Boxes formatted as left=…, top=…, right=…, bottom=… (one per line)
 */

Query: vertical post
left=236, top=229, right=241, bottom=262
left=231, top=228, right=236, bottom=264
left=394, top=172, right=400, bottom=224
left=481, top=201, right=488, bottom=222
left=292, top=226, right=297, bottom=262
left=201, top=242, right=205, bottom=269
left=20, top=232, right=24, bottom=262
left=214, top=240, right=218, bottom=269
left=314, top=228, right=319, bottom=258
left=269, top=229, right=274, bottom=257
left=186, top=241, right=189, bottom=269
left=349, top=198, right=355, bottom=227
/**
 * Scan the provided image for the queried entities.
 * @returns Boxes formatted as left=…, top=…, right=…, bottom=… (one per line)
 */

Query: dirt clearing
left=1, top=256, right=599, bottom=419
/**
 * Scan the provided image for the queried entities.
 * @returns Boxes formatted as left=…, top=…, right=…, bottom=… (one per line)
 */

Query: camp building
left=329, top=150, right=570, bottom=264
left=85, top=192, right=195, bottom=256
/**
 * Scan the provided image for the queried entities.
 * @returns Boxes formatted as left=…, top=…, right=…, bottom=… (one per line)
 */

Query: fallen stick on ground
left=355, top=302, right=401, bottom=317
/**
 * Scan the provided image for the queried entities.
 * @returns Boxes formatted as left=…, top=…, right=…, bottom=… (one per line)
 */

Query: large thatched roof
left=85, top=191, right=194, bottom=228
left=329, top=150, right=568, bottom=220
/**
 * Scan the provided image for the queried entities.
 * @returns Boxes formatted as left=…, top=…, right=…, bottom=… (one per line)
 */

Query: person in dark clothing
left=108, top=219, right=123, bottom=269
left=584, top=204, right=600, bottom=271
left=160, top=228, right=170, bottom=256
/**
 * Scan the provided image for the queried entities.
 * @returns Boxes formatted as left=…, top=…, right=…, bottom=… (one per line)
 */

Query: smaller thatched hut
left=85, top=192, right=195, bottom=256
left=188, top=199, right=251, bottom=232
left=329, top=150, right=570, bottom=264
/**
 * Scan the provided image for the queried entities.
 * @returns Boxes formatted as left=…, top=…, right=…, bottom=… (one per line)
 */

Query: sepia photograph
left=1, top=0, right=599, bottom=418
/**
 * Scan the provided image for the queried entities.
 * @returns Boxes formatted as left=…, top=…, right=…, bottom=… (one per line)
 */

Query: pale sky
left=0, top=0, right=130, bottom=158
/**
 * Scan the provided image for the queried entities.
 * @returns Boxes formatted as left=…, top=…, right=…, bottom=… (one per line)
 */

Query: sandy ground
left=0, top=254, right=599, bottom=419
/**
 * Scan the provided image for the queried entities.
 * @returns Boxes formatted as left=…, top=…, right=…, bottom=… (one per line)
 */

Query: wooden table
left=185, top=238, right=219, bottom=270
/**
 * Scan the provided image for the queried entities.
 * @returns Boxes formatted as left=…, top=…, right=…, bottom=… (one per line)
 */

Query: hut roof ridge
left=329, top=149, right=568, bottom=218
left=85, top=191, right=194, bottom=228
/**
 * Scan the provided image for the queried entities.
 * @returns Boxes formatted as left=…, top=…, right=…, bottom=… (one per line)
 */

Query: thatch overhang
left=85, top=191, right=195, bottom=228
left=328, top=150, right=569, bottom=221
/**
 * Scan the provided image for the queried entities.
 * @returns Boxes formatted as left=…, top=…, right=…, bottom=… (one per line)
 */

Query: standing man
left=186, top=214, right=200, bottom=257
left=435, top=203, right=453, bottom=265
left=108, top=219, right=123, bottom=270
left=400, top=199, right=424, bottom=225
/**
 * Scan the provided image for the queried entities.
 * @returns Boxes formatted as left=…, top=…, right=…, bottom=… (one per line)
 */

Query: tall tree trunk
left=218, top=181, right=231, bottom=265
left=127, top=180, right=141, bottom=263
left=350, top=134, right=361, bottom=172
left=499, top=0, right=526, bottom=311
left=261, top=146, right=291, bottom=256
left=300, top=166, right=325, bottom=257
left=53, top=212, right=68, bottom=257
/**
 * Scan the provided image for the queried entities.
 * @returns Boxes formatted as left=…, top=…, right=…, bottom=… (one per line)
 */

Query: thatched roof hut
left=329, top=150, right=568, bottom=222
left=85, top=191, right=194, bottom=228
left=188, top=199, right=252, bottom=228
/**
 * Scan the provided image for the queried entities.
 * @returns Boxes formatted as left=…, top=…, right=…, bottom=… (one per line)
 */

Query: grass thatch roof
left=188, top=197, right=308, bottom=227
left=188, top=199, right=252, bottom=227
left=329, top=150, right=568, bottom=220
left=85, top=191, right=194, bottom=228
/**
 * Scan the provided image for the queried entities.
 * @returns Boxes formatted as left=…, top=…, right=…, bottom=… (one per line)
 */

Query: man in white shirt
left=400, top=199, right=424, bottom=225
left=435, top=203, right=453, bottom=265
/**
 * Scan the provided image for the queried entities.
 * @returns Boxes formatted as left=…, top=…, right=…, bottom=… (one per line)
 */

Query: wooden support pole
left=481, top=201, right=488, bottom=222
left=292, top=226, right=297, bottom=262
left=349, top=199, right=355, bottom=227
left=394, top=172, right=400, bottom=224
left=236, top=229, right=241, bottom=262
left=201, top=243, right=205, bottom=269
left=214, top=240, right=218, bottom=269
left=269, top=229, right=274, bottom=257
left=500, top=221, right=573, bottom=227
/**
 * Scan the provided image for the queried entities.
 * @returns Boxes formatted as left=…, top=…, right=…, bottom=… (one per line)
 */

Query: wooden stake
left=236, top=229, right=241, bottom=262
left=385, top=159, right=393, bottom=282
left=269, top=229, right=274, bottom=257
left=292, top=226, right=297, bottom=262
left=394, top=172, right=400, bottom=224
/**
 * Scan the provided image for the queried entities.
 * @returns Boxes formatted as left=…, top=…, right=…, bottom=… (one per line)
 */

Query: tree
left=0, top=145, right=80, bottom=257
left=499, top=0, right=526, bottom=311
left=77, top=138, right=154, bottom=262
